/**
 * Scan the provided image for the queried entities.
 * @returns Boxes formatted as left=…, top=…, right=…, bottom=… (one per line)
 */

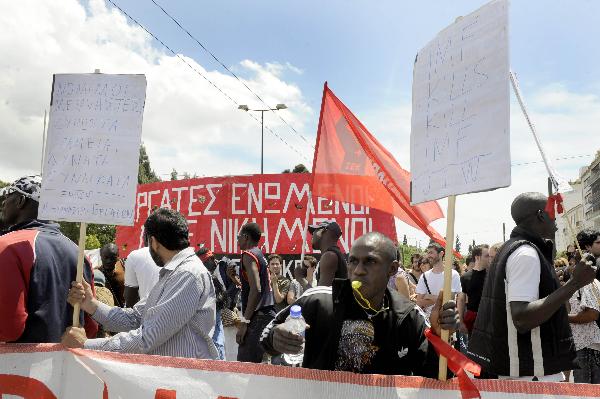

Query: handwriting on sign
left=39, top=74, right=146, bottom=225
left=410, top=0, right=510, bottom=204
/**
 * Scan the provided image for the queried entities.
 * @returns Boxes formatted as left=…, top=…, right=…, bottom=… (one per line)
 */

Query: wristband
left=239, top=316, right=251, bottom=324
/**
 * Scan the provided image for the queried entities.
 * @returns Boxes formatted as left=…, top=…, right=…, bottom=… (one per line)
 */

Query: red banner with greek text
left=115, top=174, right=396, bottom=257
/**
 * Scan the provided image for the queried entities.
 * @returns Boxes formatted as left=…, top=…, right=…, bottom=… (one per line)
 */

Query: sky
left=1, top=0, right=599, bottom=250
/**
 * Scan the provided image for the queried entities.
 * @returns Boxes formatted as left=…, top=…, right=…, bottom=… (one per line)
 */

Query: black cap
left=308, top=220, right=342, bottom=238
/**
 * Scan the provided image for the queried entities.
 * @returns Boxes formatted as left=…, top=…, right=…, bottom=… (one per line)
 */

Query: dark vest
left=467, top=226, right=576, bottom=377
left=316, top=245, right=348, bottom=282
left=240, top=247, right=274, bottom=313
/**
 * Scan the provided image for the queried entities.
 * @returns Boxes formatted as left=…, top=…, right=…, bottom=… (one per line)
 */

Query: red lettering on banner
left=117, top=174, right=397, bottom=258
left=0, top=374, right=57, bottom=398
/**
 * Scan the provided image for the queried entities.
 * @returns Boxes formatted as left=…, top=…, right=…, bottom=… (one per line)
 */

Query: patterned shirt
left=569, top=280, right=600, bottom=351
left=85, top=247, right=218, bottom=359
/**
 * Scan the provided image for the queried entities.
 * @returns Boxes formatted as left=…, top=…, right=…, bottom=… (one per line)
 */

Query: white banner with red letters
left=0, top=344, right=598, bottom=399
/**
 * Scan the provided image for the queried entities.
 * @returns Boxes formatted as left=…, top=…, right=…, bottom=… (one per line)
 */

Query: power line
left=105, top=0, right=310, bottom=162
left=148, top=0, right=314, bottom=149
left=511, top=154, right=593, bottom=167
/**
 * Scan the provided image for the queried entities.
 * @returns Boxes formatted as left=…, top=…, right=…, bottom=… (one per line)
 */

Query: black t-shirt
left=461, top=269, right=487, bottom=312
left=334, top=295, right=393, bottom=374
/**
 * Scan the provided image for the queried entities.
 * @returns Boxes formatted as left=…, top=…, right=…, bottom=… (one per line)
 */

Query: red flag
left=312, top=83, right=454, bottom=253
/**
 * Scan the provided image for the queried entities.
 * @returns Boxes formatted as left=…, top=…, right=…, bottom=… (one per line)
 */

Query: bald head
left=100, top=243, right=119, bottom=270
left=353, top=232, right=397, bottom=263
left=511, top=192, right=547, bottom=225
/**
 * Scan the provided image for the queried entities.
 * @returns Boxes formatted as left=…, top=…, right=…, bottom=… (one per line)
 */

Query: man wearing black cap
left=309, top=220, right=347, bottom=286
left=0, top=175, right=97, bottom=342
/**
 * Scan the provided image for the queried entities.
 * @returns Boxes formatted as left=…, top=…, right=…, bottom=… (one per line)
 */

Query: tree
left=58, top=222, right=116, bottom=249
left=85, top=234, right=101, bottom=250
left=138, top=144, right=160, bottom=184
left=403, top=234, right=408, bottom=246
left=182, top=172, right=191, bottom=180
left=170, top=169, right=178, bottom=181
left=398, top=243, right=420, bottom=268
left=455, top=235, right=461, bottom=253
left=292, top=164, right=310, bottom=173
left=282, top=164, right=310, bottom=173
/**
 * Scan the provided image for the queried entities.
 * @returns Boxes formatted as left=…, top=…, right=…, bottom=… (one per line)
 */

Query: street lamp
left=238, top=103, right=288, bottom=174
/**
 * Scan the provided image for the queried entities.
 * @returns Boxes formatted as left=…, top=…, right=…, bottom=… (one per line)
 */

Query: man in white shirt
left=124, top=246, right=160, bottom=307
left=415, top=242, right=462, bottom=317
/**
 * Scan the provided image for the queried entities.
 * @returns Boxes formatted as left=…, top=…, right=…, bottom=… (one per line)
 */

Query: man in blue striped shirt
left=62, top=208, right=218, bottom=359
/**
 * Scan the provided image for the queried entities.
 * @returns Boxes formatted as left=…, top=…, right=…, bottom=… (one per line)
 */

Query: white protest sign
left=410, top=0, right=510, bottom=204
left=39, top=73, right=146, bottom=225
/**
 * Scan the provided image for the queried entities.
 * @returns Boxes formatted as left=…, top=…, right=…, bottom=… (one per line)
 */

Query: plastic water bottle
left=283, top=305, right=307, bottom=366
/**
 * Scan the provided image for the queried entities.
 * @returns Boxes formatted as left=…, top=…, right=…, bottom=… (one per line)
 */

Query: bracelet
left=239, top=316, right=251, bottom=324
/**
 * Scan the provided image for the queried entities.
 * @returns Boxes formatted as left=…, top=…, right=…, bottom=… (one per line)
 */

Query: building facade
left=582, top=151, right=600, bottom=230
left=555, top=180, right=583, bottom=252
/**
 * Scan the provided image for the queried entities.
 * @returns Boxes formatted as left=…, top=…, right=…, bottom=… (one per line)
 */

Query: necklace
left=352, top=291, right=389, bottom=320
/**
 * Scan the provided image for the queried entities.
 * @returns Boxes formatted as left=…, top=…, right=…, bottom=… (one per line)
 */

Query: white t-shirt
left=416, top=268, right=462, bottom=315
left=124, top=247, right=160, bottom=302
left=506, top=245, right=540, bottom=302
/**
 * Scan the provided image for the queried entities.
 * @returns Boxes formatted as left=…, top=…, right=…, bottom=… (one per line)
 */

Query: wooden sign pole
left=438, top=195, right=457, bottom=381
left=72, top=222, right=88, bottom=327
left=71, top=68, right=101, bottom=327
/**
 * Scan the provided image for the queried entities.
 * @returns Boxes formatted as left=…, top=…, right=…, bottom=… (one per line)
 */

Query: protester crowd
left=2, top=175, right=600, bottom=383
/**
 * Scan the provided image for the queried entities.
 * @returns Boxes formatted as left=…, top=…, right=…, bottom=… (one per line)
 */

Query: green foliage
left=138, top=144, right=161, bottom=185
left=455, top=234, right=461, bottom=253
left=85, top=234, right=101, bottom=249
left=282, top=164, right=310, bottom=173
left=0, top=180, right=9, bottom=188
left=398, top=243, right=421, bottom=268
left=59, top=222, right=116, bottom=249
left=292, top=164, right=310, bottom=173
left=170, top=168, right=178, bottom=181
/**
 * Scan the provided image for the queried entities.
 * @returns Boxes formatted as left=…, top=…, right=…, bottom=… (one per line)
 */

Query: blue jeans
left=212, top=309, right=225, bottom=360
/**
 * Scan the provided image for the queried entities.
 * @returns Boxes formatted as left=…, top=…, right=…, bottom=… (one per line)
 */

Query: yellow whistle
left=351, top=280, right=362, bottom=290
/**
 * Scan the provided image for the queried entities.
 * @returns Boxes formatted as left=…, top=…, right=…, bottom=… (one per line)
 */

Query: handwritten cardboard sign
left=410, top=0, right=510, bottom=204
left=39, top=73, right=147, bottom=225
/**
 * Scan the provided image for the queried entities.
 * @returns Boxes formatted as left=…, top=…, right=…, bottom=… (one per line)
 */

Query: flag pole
left=438, top=194, right=457, bottom=381
left=304, top=82, right=328, bottom=279
left=300, top=191, right=312, bottom=270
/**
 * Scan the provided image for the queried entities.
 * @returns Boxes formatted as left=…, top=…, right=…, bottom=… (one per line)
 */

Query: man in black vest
left=309, top=221, right=348, bottom=286
left=468, top=192, right=596, bottom=381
